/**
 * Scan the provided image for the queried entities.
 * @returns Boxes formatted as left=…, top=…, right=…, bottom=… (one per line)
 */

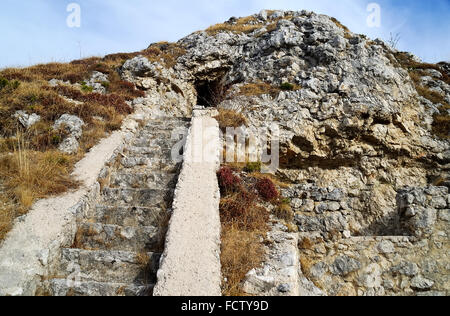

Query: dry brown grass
left=399, top=57, right=450, bottom=139
left=395, top=52, right=450, bottom=84
left=206, top=14, right=297, bottom=37
left=219, top=169, right=272, bottom=296
left=206, top=16, right=262, bottom=36
left=330, top=17, right=351, bottom=33
left=433, top=111, right=450, bottom=139
left=142, top=42, right=187, bottom=68
left=218, top=165, right=296, bottom=295
left=136, top=252, right=150, bottom=266
left=221, top=223, right=267, bottom=296
left=215, top=108, right=248, bottom=132
left=390, top=52, right=450, bottom=139
left=0, top=136, right=79, bottom=240
left=0, top=43, right=182, bottom=241
left=274, top=201, right=294, bottom=222
left=248, top=171, right=291, bottom=189
left=238, top=82, right=281, bottom=97
left=0, top=202, right=14, bottom=242
left=237, top=82, right=301, bottom=98
left=220, top=193, right=269, bottom=232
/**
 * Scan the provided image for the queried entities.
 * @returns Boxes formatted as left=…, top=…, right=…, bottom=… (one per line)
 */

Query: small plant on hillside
left=217, top=167, right=241, bottom=194
left=280, top=82, right=295, bottom=91
left=214, top=109, right=247, bottom=132
left=0, top=77, right=8, bottom=89
left=280, top=82, right=301, bottom=91
left=255, top=177, right=279, bottom=201
left=244, top=161, right=262, bottom=173
left=220, top=189, right=258, bottom=222
left=0, top=77, right=20, bottom=92
left=274, top=199, right=294, bottom=222
left=80, top=81, right=94, bottom=93
left=387, top=32, right=401, bottom=50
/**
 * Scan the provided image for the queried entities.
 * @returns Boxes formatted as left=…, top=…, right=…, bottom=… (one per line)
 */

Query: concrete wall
left=154, top=108, right=222, bottom=296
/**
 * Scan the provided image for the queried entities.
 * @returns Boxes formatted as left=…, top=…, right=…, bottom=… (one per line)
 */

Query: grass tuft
left=238, top=82, right=281, bottom=97
left=0, top=134, right=79, bottom=240
left=219, top=171, right=270, bottom=296
left=395, top=53, right=450, bottom=139
left=280, top=82, right=301, bottom=91
left=206, top=16, right=262, bottom=36
left=244, top=161, right=262, bottom=173
left=255, top=177, right=279, bottom=201
left=215, top=108, right=248, bottom=132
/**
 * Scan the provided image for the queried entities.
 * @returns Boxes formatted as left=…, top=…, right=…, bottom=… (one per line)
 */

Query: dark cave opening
left=195, top=79, right=227, bottom=107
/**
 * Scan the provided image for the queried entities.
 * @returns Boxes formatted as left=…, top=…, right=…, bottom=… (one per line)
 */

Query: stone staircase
left=47, top=117, right=190, bottom=296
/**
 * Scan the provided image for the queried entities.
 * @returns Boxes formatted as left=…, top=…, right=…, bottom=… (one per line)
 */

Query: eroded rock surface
left=152, top=10, right=448, bottom=296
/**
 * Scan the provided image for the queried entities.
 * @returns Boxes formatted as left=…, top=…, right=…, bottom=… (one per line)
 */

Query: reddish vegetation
left=219, top=168, right=271, bottom=296
left=255, top=178, right=279, bottom=201
left=220, top=190, right=257, bottom=222
left=217, top=167, right=241, bottom=194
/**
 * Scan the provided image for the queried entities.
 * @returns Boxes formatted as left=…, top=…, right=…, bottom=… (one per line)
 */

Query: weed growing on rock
left=279, top=82, right=301, bottom=91
left=219, top=166, right=274, bottom=296
left=255, top=177, right=279, bottom=201
left=217, top=167, right=241, bottom=194
left=214, top=109, right=247, bottom=132
left=244, top=161, right=262, bottom=173
left=394, top=52, right=450, bottom=139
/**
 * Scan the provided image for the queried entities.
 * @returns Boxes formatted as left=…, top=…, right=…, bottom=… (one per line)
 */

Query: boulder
left=13, top=111, right=41, bottom=129
left=53, top=114, right=85, bottom=154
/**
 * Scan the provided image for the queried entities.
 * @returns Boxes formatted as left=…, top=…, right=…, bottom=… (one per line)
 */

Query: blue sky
left=1, top=0, right=449, bottom=68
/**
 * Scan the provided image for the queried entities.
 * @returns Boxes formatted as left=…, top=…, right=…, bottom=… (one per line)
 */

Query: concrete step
left=50, top=279, right=154, bottom=296
left=92, top=205, right=165, bottom=227
left=56, top=248, right=160, bottom=285
left=110, top=171, right=178, bottom=190
left=124, top=146, right=166, bottom=156
left=74, top=222, right=160, bottom=252
left=132, top=134, right=184, bottom=149
left=117, top=152, right=180, bottom=170
left=142, top=119, right=190, bottom=130
left=100, top=188, right=171, bottom=207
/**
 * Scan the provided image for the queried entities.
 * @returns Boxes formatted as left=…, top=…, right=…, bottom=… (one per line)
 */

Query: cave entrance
left=195, top=79, right=226, bottom=108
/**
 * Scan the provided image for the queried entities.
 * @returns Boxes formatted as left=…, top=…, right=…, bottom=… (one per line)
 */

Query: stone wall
left=282, top=184, right=449, bottom=296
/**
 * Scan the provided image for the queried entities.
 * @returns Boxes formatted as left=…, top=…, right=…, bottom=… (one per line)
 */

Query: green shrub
left=244, top=161, right=262, bottom=173
left=0, top=77, right=20, bottom=91
left=10, top=80, right=20, bottom=90
left=0, top=77, right=9, bottom=90
left=80, top=82, right=94, bottom=93
left=101, top=81, right=110, bottom=89
left=280, top=82, right=300, bottom=91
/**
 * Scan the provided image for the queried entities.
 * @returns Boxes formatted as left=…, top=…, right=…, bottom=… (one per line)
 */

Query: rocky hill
left=0, top=9, right=448, bottom=296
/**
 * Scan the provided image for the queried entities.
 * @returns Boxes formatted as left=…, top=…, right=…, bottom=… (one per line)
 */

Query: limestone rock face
left=120, top=56, right=196, bottom=117
left=13, top=111, right=41, bottom=129
left=53, top=114, right=85, bottom=154
left=118, top=10, right=449, bottom=296
left=159, top=9, right=449, bottom=236
left=85, top=71, right=109, bottom=94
